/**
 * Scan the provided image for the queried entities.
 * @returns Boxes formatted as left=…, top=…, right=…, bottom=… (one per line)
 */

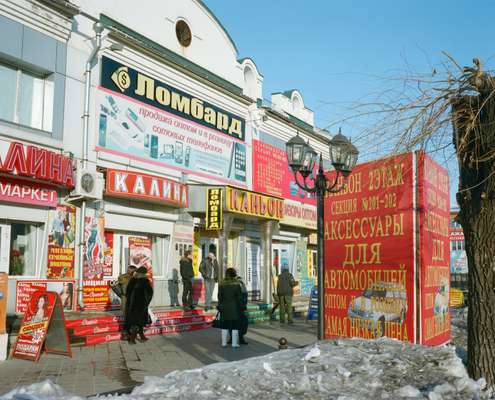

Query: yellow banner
left=281, top=200, right=317, bottom=229
left=205, top=188, right=223, bottom=230
left=225, top=187, right=283, bottom=220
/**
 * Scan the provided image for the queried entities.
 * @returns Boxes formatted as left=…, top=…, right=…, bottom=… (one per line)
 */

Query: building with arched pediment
left=0, top=0, right=336, bottom=351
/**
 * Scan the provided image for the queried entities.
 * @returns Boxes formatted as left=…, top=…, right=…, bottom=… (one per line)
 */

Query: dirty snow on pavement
left=1, top=337, right=488, bottom=400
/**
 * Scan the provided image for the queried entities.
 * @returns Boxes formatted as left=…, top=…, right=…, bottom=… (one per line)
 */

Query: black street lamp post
left=285, top=129, right=359, bottom=340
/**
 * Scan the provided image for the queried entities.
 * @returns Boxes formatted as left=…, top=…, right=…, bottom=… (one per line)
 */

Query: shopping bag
left=212, top=312, right=222, bottom=328
left=148, top=309, right=158, bottom=325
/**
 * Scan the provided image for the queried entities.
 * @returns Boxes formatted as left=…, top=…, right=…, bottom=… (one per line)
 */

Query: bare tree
left=330, top=57, right=495, bottom=385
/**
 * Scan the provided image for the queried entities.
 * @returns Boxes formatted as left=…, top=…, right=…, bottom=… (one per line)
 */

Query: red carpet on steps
left=65, top=309, right=214, bottom=346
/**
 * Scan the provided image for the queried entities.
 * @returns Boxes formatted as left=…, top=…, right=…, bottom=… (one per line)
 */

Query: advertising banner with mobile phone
left=252, top=139, right=316, bottom=205
left=96, top=58, right=247, bottom=187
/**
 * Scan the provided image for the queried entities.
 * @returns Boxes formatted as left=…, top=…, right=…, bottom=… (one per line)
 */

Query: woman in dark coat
left=125, top=266, right=153, bottom=344
left=217, top=268, right=242, bottom=348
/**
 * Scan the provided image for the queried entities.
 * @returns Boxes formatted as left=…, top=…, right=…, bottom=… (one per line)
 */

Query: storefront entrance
left=245, top=240, right=262, bottom=301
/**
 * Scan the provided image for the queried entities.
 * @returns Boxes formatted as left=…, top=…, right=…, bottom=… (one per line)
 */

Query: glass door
left=0, top=224, right=10, bottom=274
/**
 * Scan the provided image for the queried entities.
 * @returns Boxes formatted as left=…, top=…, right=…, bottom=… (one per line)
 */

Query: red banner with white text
left=324, top=153, right=416, bottom=342
left=417, top=152, right=451, bottom=345
left=252, top=139, right=316, bottom=205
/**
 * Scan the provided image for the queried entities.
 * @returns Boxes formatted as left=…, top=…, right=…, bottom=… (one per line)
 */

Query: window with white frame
left=112, top=232, right=170, bottom=277
left=9, top=222, right=44, bottom=276
left=0, top=63, right=54, bottom=132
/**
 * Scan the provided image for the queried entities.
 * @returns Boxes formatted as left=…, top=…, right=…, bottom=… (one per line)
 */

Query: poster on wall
left=83, top=202, right=109, bottom=280
left=252, top=139, right=315, bottom=205
left=417, top=153, right=451, bottom=345
left=128, top=237, right=153, bottom=281
left=82, top=280, right=120, bottom=311
left=16, top=281, right=76, bottom=313
left=324, top=153, right=415, bottom=342
left=296, top=240, right=313, bottom=297
left=12, top=291, right=71, bottom=362
left=96, top=57, right=247, bottom=187
left=47, top=205, right=76, bottom=279
left=246, top=241, right=261, bottom=301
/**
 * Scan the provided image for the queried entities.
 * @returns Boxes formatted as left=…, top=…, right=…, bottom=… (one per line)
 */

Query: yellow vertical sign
left=205, top=188, right=223, bottom=230
left=307, top=250, right=313, bottom=278
left=193, top=230, right=200, bottom=276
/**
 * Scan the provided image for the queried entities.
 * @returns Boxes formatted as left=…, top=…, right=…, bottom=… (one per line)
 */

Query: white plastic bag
left=148, top=309, right=158, bottom=324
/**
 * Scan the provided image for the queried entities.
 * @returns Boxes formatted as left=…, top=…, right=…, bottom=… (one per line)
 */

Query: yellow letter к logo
left=111, top=66, right=131, bottom=92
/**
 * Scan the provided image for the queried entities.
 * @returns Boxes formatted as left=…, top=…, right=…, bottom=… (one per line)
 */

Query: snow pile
left=0, top=380, right=82, bottom=400
left=1, top=339, right=488, bottom=400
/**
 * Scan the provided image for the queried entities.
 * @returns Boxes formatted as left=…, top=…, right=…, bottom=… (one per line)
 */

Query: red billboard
left=324, top=151, right=450, bottom=345
left=324, top=153, right=415, bottom=342
left=417, top=153, right=451, bottom=345
left=252, top=139, right=315, bottom=205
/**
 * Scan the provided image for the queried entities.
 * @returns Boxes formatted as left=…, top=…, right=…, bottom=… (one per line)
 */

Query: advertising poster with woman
left=83, top=203, right=107, bottom=280
left=13, top=290, right=71, bottom=361
left=47, top=205, right=76, bottom=279
left=12, top=291, right=55, bottom=361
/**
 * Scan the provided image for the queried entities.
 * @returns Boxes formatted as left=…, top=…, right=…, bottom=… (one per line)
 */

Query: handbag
left=211, top=311, right=222, bottom=328
left=110, top=281, right=123, bottom=298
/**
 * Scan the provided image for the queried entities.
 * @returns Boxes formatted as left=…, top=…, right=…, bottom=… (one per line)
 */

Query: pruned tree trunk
left=453, top=87, right=495, bottom=385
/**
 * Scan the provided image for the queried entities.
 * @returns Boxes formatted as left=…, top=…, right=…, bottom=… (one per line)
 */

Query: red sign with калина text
left=106, top=169, right=188, bottom=207
left=252, top=139, right=316, bottom=205
left=324, top=153, right=416, bottom=343
left=0, top=140, right=75, bottom=187
left=417, top=152, right=451, bottom=345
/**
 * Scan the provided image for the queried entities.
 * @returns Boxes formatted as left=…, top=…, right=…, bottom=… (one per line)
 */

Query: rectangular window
left=112, top=232, right=169, bottom=278
left=0, top=63, right=53, bottom=132
left=9, top=223, right=42, bottom=276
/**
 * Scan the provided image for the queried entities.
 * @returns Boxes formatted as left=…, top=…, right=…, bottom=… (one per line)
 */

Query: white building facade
left=0, top=0, right=334, bottom=350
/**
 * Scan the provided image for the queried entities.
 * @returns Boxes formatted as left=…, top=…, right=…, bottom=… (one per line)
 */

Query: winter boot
left=232, top=330, right=240, bottom=348
left=221, top=329, right=229, bottom=347
left=138, top=331, right=148, bottom=342
left=128, top=327, right=137, bottom=345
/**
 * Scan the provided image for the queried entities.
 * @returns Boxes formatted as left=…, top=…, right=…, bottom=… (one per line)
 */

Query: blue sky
left=204, top=1, right=494, bottom=205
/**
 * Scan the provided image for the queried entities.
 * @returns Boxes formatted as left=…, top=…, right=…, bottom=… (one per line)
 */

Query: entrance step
left=8, top=308, right=213, bottom=350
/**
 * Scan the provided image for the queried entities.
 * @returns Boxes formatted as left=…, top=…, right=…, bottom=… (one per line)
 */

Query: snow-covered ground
left=3, top=308, right=487, bottom=400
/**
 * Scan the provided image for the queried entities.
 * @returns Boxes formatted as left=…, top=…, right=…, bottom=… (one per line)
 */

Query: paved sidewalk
left=0, top=320, right=317, bottom=397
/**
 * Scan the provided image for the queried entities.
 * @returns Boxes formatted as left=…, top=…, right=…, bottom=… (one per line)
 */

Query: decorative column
left=261, top=220, right=278, bottom=304
left=217, top=214, right=234, bottom=282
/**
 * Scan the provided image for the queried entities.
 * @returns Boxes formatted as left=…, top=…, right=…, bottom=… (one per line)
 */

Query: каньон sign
left=226, top=187, right=283, bottom=220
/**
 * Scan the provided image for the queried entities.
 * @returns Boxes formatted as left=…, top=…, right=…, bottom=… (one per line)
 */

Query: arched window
left=292, top=94, right=303, bottom=112
left=244, top=66, right=256, bottom=99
